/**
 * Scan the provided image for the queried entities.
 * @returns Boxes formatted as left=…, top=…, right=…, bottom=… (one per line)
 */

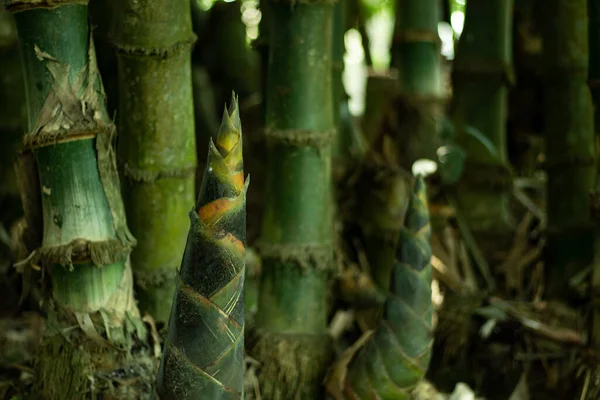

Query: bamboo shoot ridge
left=156, top=95, right=248, bottom=399
left=9, top=2, right=136, bottom=315
left=326, top=177, right=433, bottom=400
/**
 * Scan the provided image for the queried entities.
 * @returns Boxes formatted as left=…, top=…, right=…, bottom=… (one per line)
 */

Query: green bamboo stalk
left=156, top=95, right=247, bottom=399
left=250, top=0, right=336, bottom=397
left=332, top=0, right=365, bottom=164
left=326, top=176, right=433, bottom=400
left=451, top=0, right=514, bottom=243
left=110, top=0, right=197, bottom=322
left=8, top=1, right=147, bottom=398
left=541, top=0, right=595, bottom=298
left=390, top=0, right=443, bottom=168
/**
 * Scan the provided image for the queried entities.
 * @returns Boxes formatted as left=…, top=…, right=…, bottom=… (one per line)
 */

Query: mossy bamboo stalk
left=8, top=1, right=146, bottom=398
left=541, top=0, right=595, bottom=297
left=326, top=176, right=433, bottom=399
left=451, top=0, right=514, bottom=243
left=156, top=96, right=247, bottom=399
left=110, top=0, right=197, bottom=322
left=251, top=0, right=336, bottom=397
left=390, top=0, right=443, bottom=168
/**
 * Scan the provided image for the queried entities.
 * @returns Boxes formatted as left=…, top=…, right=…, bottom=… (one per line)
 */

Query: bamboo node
left=543, top=154, right=595, bottom=170
left=19, top=238, right=132, bottom=271
left=263, top=127, right=336, bottom=149
left=255, top=241, right=335, bottom=273
left=120, top=162, right=197, bottom=183
left=452, top=60, right=515, bottom=85
left=111, top=35, right=198, bottom=60
left=393, top=29, right=441, bottom=45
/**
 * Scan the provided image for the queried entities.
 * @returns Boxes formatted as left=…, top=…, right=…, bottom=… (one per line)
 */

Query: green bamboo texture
left=156, top=96, right=247, bottom=399
left=8, top=2, right=142, bottom=398
left=327, top=176, right=433, bottom=399
left=390, top=0, right=443, bottom=167
left=8, top=0, right=135, bottom=318
left=251, top=0, right=335, bottom=397
left=451, top=0, right=514, bottom=238
left=110, top=0, right=197, bottom=322
left=541, top=0, right=595, bottom=297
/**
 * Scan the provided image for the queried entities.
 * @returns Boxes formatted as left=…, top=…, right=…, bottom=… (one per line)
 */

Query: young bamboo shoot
left=156, top=95, right=247, bottom=399
left=326, top=176, right=433, bottom=399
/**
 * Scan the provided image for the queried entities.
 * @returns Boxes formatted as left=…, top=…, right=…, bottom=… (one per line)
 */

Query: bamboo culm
left=110, top=0, right=198, bottom=322
left=156, top=95, right=247, bottom=399
left=8, top=1, right=145, bottom=398
left=451, top=0, right=514, bottom=243
left=390, top=0, right=443, bottom=168
left=251, top=0, right=336, bottom=397
left=542, top=0, right=595, bottom=297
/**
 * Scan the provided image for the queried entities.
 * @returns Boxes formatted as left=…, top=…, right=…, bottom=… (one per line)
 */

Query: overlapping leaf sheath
left=9, top=0, right=137, bottom=311
left=7, top=1, right=147, bottom=398
left=326, top=177, right=433, bottom=400
left=157, top=96, right=247, bottom=400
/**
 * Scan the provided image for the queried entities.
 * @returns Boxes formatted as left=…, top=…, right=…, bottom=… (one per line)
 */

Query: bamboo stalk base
left=249, top=332, right=333, bottom=400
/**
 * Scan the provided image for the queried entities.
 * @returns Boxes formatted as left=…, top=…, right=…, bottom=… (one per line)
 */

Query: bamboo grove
left=3, top=0, right=600, bottom=399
